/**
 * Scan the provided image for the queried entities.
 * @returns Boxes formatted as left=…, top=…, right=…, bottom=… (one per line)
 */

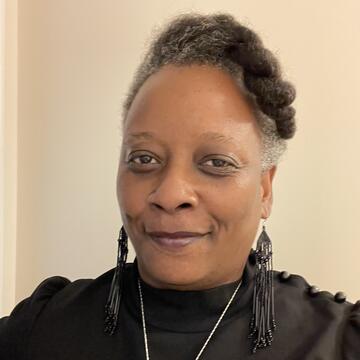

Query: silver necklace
left=137, top=277, right=242, bottom=360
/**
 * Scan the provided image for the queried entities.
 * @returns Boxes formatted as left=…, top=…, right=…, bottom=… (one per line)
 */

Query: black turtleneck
left=125, top=256, right=254, bottom=333
left=0, top=251, right=359, bottom=359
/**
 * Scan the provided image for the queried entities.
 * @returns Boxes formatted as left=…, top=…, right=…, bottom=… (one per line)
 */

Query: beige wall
left=1, top=0, right=360, bottom=315
left=1, top=0, right=17, bottom=315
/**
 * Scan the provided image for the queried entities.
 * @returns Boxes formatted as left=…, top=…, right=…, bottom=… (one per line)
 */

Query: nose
left=147, top=164, right=199, bottom=214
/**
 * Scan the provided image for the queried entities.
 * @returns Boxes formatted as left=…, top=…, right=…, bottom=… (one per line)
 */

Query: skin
left=116, top=64, right=276, bottom=291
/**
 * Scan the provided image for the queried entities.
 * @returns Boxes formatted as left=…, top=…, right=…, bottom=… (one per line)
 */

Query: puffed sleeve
left=0, top=276, right=71, bottom=359
left=343, top=301, right=360, bottom=359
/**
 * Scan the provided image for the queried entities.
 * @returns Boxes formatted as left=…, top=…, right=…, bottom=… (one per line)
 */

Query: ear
left=260, top=165, right=277, bottom=219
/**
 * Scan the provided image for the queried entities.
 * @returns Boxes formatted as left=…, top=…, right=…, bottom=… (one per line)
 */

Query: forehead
left=124, top=64, right=261, bottom=145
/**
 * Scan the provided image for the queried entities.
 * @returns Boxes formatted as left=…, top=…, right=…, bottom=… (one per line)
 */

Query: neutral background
left=1, top=0, right=360, bottom=316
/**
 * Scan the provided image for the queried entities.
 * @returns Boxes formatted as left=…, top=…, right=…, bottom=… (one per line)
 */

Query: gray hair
left=121, top=12, right=297, bottom=172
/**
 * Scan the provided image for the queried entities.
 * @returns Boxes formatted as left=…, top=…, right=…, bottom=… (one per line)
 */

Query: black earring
left=104, top=225, right=128, bottom=335
left=249, top=219, right=276, bottom=353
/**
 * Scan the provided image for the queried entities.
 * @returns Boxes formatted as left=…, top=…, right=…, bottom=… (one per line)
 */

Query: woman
left=1, top=12, right=359, bottom=359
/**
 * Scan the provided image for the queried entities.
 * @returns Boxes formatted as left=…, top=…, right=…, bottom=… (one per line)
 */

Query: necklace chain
left=137, top=277, right=242, bottom=360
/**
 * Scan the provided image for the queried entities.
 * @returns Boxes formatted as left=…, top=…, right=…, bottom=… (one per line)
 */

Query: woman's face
left=117, top=64, right=276, bottom=290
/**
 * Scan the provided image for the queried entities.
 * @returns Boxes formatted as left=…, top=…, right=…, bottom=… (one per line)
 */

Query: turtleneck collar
left=123, top=251, right=256, bottom=333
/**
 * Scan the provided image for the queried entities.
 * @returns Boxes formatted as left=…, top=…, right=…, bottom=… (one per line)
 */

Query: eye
left=200, top=156, right=241, bottom=175
left=202, top=158, right=237, bottom=169
left=127, top=153, right=159, bottom=166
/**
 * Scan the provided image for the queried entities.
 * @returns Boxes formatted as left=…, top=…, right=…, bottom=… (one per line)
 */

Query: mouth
left=147, top=231, right=209, bottom=250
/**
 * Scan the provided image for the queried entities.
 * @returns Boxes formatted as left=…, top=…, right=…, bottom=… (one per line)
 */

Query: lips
left=147, top=231, right=206, bottom=238
left=147, top=230, right=208, bottom=249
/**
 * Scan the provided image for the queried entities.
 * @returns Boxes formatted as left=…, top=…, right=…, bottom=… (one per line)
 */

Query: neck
left=135, top=258, right=247, bottom=291
left=122, top=251, right=257, bottom=333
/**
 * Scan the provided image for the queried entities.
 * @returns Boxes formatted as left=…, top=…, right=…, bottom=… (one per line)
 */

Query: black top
left=1, top=252, right=359, bottom=359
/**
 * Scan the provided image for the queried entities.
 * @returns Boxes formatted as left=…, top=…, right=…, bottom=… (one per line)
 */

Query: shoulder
left=0, top=275, right=71, bottom=358
left=272, top=268, right=355, bottom=314
left=272, top=269, right=360, bottom=358
left=0, top=267, right=117, bottom=359
left=344, top=300, right=360, bottom=358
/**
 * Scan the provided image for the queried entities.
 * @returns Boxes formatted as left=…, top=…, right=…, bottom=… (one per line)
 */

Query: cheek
left=213, top=176, right=262, bottom=252
left=215, top=175, right=261, bottom=221
left=117, top=166, right=147, bottom=217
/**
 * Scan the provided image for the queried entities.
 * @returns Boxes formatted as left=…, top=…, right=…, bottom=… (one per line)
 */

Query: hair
left=121, top=12, right=296, bottom=172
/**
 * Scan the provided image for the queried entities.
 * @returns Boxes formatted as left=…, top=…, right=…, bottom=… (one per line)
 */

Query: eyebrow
left=126, top=132, right=157, bottom=142
left=200, top=131, right=237, bottom=144
left=124, top=132, right=167, bottom=147
left=125, top=131, right=237, bottom=145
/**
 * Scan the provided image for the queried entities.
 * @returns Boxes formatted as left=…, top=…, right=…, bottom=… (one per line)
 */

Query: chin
left=138, top=251, right=208, bottom=289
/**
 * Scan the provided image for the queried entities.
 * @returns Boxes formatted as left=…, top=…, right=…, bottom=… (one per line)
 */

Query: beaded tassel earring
left=104, top=225, right=128, bottom=335
left=248, top=219, right=276, bottom=353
